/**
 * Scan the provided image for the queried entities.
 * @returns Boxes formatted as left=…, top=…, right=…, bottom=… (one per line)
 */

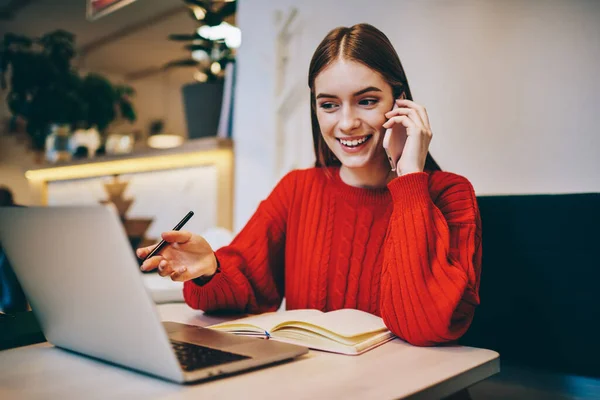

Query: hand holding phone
left=382, top=97, right=434, bottom=175
left=382, top=101, right=408, bottom=172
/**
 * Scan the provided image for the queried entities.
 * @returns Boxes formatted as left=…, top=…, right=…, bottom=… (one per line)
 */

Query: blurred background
left=0, top=1, right=599, bottom=397
left=1, top=0, right=240, bottom=244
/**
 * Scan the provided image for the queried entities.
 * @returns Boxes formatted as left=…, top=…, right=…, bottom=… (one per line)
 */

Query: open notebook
left=208, top=309, right=395, bottom=355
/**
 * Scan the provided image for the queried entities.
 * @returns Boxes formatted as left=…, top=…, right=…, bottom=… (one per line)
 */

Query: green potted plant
left=79, top=73, right=136, bottom=133
left=0, top=30, right=137, bottom=156
left=0, top=30, right=84, bottom=151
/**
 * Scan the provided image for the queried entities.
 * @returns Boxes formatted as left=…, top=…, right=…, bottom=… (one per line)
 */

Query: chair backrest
left=459, top=193, right=600, bottom=378
left=0, top=247, right=28, bottom=313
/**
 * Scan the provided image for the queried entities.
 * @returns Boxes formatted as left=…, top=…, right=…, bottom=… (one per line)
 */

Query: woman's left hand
left=382, top=99, right=433, bottom=176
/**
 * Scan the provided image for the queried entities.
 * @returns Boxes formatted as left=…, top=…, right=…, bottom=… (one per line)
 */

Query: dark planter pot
left=181, top=81, right=224, bottom=139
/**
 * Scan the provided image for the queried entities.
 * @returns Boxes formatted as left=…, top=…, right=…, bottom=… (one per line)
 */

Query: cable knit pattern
left=183, top=167, right=481, bottom=346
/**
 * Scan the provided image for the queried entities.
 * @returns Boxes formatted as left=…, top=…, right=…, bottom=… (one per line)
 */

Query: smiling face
left=314, top=59, right=395, bottom=171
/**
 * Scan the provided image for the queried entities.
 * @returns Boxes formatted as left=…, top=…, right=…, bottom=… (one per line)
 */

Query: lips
left=336, top=134, right=373, bottom=148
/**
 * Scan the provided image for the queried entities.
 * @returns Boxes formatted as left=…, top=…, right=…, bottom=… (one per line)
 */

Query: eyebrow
left=316, top=86, right=382, bottom=99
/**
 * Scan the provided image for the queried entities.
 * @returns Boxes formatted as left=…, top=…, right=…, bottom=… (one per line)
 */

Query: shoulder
left=427, top=170, right=474, bottom=194
left=427, top=171, right=479, bottom=224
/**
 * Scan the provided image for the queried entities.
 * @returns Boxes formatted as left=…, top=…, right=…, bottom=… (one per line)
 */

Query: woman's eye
left=359, top=98, right=379, bottom=106
left=319, top=102, right=338, bottom=110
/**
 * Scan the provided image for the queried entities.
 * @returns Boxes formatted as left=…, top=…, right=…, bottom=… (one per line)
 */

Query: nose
left=338, top=105, right=360, bottom=133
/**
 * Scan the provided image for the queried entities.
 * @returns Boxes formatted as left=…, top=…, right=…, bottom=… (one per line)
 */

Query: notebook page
left=273, top=308, right=388, bottom=338
left=209, top=309, right=323, bottom=333
left=272, top=330, right=395, bottom=355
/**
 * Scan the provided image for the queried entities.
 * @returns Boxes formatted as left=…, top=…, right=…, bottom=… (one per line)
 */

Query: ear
left=398, top=92, right=407, bottom=100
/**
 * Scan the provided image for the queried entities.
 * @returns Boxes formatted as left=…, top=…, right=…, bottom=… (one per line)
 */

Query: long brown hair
left=308, top=23, right=440, bottom=171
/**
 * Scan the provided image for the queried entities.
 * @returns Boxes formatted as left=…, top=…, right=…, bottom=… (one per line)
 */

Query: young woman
left=138, top=23, right=481, bottom=347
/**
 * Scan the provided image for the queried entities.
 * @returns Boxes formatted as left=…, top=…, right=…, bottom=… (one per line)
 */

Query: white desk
left=0, top=304, right=499, bottom=400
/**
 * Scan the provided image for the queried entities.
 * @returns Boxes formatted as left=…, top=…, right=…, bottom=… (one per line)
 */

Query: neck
left=339, top=158, right=395, bottom=189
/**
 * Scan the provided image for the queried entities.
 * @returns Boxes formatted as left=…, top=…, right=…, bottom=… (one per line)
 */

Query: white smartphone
left=382, top=101, right=407, bottom=171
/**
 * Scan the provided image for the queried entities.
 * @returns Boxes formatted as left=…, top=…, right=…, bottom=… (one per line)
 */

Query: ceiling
left=0, top=0, right=212, bottom=84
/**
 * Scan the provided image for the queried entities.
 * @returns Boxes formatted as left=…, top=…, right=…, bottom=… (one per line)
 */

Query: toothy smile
left=336, top=135, right=372, bottom=148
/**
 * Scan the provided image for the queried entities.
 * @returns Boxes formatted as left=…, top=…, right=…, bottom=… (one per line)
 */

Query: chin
left=337, top=155, right=372, bottom=169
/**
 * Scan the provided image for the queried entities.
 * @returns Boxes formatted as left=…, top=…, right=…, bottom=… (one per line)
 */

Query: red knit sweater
left=183, top=167, right=482, bottom=346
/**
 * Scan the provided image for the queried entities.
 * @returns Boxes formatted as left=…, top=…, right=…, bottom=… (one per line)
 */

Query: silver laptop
left=0, top=206, right=308, bottom=383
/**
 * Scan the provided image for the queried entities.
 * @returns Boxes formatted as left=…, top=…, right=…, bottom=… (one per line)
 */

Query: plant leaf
left=168, top=33, right=211, bottom=42
left=184, top=43, right=212, bottom=52
left=162, top=58, right=199, bottom=69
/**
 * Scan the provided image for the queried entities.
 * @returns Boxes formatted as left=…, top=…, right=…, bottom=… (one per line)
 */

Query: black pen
left=143, top=211, right=194, bottom=261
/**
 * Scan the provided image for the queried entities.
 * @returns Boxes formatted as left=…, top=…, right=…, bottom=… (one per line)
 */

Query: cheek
left=362, top=109, right=388, bottom=131
left=316, top=112, right=336, bottom=136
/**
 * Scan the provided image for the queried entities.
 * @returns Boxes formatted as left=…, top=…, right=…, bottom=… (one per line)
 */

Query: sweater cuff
left=183, top=252, right=250, bottom=311
left=183, top=266, right=229, bottom=310
left=387, top=172, right=432, bottom=209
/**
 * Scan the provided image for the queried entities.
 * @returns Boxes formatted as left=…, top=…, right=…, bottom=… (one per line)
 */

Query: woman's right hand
left=136, top=231, right=217, bottom=282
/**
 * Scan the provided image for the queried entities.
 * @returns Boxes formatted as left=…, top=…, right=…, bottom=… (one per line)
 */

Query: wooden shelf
left=25, top=138, right=233, bottom=182
left=27, top=137, right=232, bottom=172
left=24, top=137, right=235, bottom=230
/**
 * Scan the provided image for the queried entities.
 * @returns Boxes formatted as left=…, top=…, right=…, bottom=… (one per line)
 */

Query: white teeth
left=339, top=136, right=369, bottom=147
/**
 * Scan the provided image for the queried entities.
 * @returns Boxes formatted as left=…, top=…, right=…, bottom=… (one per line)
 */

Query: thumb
left=162, top=230, right=193, bottom=244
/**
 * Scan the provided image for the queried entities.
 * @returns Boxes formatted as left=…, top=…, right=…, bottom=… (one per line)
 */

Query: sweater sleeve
left=380, top=172, right=482, bottom=346
left=183, top=171, right=297, bottom=313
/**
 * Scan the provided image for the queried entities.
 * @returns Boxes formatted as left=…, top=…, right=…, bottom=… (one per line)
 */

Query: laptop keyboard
left=170, top=340, right=250, bottom=372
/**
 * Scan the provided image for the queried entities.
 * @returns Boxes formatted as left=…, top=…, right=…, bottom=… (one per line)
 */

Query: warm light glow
left=25, top=149, right=232, bottom=182
left=191, top=49, right=210, bottom=62
left=194, top=70, right=208, bottom=82
left=210, top=61, right=222, bottom=75
left=191, top=5, right=206, bottom=20
left=197, top=22, right=241, bottom=49
left=147, top=134, right=184, bottom=149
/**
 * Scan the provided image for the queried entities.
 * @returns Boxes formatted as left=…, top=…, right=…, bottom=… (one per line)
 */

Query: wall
left=128, top=71, right=190, bottom=140
left=232, top=0, right=600, bottom=231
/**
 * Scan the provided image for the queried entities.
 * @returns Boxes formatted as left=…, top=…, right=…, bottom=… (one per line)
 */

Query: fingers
left=385, top=106, right=425, bottom=129
left=137, top=231, right=192, bottom=259
left=140, top=255, right=163, bottom=272
left=136, top=243, right=157, bottom=259
left=393, top=99, right=431, bottom=131
left=140, top=257, right=180, bottom=277
left=382, top=115, right=416, bottom=130
left=156, top=259, right=177, bottom=277
left=169, top=265, right=190, bottom=281
left=161, top=230, right=193, bottom=244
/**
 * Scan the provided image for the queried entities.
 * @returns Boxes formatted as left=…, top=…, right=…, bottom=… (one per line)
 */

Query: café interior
left=0, top=1, right=598, bottom=399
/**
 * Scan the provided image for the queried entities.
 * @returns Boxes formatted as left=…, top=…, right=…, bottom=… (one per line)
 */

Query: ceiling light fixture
left=147, top=134, right=184, bottom=149
left=194, top=70, right=208, bottom=82
left=191, top=6, right=206, bottom=20
left=197, top=22, right=241, bottom=49
left=210, top=61, right=222, bottom=75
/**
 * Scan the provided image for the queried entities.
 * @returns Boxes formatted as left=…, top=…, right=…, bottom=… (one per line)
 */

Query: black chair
left=0, top=247, right=28, bottom=313
left=0, top=245, right=46, bottom=350
left=460, top=193, right=600, bottom=379
left=0, top=200, right=45, bottom=349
